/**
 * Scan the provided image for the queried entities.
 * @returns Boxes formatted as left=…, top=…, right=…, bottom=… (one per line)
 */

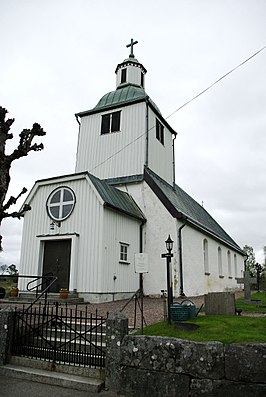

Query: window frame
left=156, top=119, right=164, bottom=145
left=234, top=253, right=238, bottom=278
left=218, top=246, right=224, bottom=278
left=141, top=72, right=144, bottom=87
left=46, top=186, right=76, bottom=222
left=203, top=238, right=210, bottom=275
left=227, top=250, right=232, bottom=278
left=119, top=242, right=130, bottom=264
left=121, top=68, right=127, bottom=84
left=101, top=111, right=121, bottom=135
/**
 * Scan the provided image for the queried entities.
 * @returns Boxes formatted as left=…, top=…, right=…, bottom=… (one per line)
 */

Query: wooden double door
left=42, top=240, right=71, bottom=292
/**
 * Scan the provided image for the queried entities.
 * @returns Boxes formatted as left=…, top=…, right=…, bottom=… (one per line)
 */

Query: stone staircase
left=14, top=291, right=85, bottom=304
left=0, top=356, right=105, bottom=392
left=1, top=303, right=108, bottom=392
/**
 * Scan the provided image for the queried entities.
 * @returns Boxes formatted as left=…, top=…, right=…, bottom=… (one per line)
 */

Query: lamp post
left=161, top=235, right=174, bottom=324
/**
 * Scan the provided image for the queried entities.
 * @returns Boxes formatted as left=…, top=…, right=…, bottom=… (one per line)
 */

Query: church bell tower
left=75, top=39, right=176, bottom=185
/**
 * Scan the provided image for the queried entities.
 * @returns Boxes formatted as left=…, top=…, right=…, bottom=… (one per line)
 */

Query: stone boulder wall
left=119, top=336, right=266, bottom=397
left=105, top=313, right=266, bottom=397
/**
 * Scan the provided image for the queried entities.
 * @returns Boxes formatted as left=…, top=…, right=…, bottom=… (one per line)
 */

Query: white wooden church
left=19, top=40, right=245, bottom=302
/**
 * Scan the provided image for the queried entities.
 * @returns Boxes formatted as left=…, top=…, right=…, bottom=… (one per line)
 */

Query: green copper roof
left=123, top=57, right=139, bottom=63
left=88, top=173, right=146, bottom=221
left=95, top=85, right=147, bottom=110
left=93, top=85, right=161, bottom=114
left=76, top=85, right=162, bottom=117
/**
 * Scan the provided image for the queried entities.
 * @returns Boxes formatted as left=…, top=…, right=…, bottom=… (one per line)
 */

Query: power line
left=166, top=45, right=266, bottom=120
left=89, top=45, right=266, bottom=174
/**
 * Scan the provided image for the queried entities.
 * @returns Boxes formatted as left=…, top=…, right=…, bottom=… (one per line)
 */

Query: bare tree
left=0, top=106, right=46, bottom=251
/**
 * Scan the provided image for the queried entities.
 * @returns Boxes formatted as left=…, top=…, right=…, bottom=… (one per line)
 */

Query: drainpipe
left=139, top=221, right=145, bottom=290
left=178, top=220, right=187, bottom=297
left=145, top=99, right=149, bottom=168
left=172, top=134, right=177, bottom=188
left=139, top=220, right=146, bottom=334
left=74, top=114, right=81, bottom=172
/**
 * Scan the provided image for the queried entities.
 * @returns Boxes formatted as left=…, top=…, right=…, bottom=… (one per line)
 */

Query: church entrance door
left=42, top=240, right=71, bottom=292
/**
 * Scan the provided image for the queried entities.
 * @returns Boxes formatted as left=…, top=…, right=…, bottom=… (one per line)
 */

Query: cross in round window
left=47, top=187, right=75, bottom=221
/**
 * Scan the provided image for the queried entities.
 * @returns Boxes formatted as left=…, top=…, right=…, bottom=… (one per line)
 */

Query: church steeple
left=115, top=38, right=147, bottom=89
left=75, top=40, right=176, bottom=185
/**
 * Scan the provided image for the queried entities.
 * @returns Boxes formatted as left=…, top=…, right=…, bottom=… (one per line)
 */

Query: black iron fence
left=12, top=302, right=108, bottom=368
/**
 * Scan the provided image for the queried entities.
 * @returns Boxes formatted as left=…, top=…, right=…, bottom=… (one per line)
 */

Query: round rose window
left=47, top=187, right=75, bottom=221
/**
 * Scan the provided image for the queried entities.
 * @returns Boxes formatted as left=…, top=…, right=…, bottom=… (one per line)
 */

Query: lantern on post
left=161, top=235, right=174, bottom=323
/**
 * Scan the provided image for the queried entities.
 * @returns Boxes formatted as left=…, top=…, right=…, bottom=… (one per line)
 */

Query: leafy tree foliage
left=0, top=263, right=18, bottom=275
left=243, top=245, right=256, bottom=276
left=0, top=106, right=46, bottom=251
left=243, top=244, right=265, bottom=280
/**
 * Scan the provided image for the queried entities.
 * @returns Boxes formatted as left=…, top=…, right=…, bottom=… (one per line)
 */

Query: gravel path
left=2, top=290, right=264, bottom=328
left=81, top=294, right=206, bottom=328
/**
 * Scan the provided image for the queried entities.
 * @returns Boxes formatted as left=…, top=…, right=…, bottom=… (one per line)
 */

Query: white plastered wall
left=118, top=181, right=244, bottom=297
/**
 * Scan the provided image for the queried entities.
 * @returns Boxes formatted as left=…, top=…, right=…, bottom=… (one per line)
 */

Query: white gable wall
left=20, top=175, right=142, bottom=300
left=19, top=176, right=105, bottom=292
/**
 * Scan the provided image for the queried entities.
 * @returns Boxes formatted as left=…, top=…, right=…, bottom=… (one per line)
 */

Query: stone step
left=30, top=332, right=107, bottom=347
left=42, top=325, right=107, bottom=339
left=17, top=344, right=106, bottom=361
left=18, top=292, right=85, bottom=304
left=10, top=356, right=105, bottom=379
left=0, top=358, right=105, bottom=393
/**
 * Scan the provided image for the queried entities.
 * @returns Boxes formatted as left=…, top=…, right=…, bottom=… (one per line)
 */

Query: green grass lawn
left=236, top=291, right=266, bottom=313
left=140, top=292, right=266, bottom=344
left=141, top=316, right=266, bottom=343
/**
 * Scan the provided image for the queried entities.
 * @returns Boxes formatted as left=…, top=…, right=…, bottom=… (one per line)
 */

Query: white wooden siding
left=19, top=174, right=141, bottom=296
left=101, top=209, right=140, bottom=293
left=75, top=103, right=146, bottom=179
left=147, top=109, right=174, bottom=185
left=116, top=64, right=143, bottom=88
left=19, top=176, right=104, bottom=293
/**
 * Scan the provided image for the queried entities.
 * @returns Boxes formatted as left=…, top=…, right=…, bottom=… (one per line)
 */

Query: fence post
left=105, top=312, right=128, bottom=391
left=0, top=306, right=15, bottom=365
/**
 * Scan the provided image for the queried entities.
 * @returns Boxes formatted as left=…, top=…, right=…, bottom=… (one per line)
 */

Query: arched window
left=218, top=247, right=223, bottom=277
left=203, top=239, right=209, bottom=274
left=227, top=250, right=232, bottom=278
left=234, top=254, right=237, bottom=277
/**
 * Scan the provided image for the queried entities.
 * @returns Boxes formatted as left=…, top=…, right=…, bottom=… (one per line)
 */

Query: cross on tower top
left=126, top=38, right=138, bottom=58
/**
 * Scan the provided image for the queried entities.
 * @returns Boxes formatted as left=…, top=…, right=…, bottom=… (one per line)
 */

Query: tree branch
left=2, top=187, right=28, bottom=212
left=0, top=204, right=31, bottom=220
left=9, top=123, right=46, bottom=162
left=0, top=106, right=46, bottom=252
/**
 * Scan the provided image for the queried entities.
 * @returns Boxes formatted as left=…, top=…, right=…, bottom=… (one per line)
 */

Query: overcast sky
left=1, top=0, right=266, bottom=268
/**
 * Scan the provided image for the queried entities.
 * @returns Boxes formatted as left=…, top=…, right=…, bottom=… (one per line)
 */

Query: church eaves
left=88, top=173, right=146, bottom=222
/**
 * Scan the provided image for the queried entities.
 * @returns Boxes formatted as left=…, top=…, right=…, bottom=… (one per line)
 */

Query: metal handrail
left=1, top=274, right=57, bottom=312
left=25, top=273, right=58, bottom=311
left=119, top=288, right=147, bottom=332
